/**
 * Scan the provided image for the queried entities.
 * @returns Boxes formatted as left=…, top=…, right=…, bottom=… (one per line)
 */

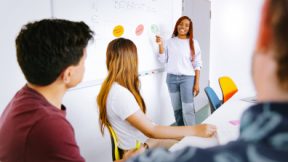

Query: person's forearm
left=194, top=70, right=200, bottom=84
left=148, top=125, right=198, bottom=140
left=159, top=44, right=164, bottom=54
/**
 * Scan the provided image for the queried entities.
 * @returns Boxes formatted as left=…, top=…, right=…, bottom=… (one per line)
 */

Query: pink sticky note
left=135, top=24, right=144, bottom=36
left=229, top=120, right=240, bottom=126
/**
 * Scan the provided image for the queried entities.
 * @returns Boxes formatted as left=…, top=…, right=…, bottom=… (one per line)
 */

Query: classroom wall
left=183, top=0, right=211, bottom=110
left=209, top=0, right=264, bottom=96
left=0, top=0, right=51, bottom=112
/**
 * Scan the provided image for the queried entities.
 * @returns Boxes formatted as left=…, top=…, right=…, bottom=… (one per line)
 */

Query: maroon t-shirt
left=0, top=85, right=85, bottom=162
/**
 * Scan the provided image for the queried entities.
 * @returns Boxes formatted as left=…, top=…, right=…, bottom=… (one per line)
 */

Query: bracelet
left=143, top=143, right=149, bottom=149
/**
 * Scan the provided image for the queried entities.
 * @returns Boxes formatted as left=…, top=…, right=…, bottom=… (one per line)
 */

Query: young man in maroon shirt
left=0, top=19, right=93, bottom=162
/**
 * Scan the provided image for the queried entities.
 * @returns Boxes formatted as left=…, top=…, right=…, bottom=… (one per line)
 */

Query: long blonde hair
left=97, top=38, right=146, bottom=135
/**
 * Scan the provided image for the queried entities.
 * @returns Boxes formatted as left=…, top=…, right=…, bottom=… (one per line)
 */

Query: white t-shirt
left=106, top=83, right=148, bottom=150
left=157, top=37, right=202, bottom=76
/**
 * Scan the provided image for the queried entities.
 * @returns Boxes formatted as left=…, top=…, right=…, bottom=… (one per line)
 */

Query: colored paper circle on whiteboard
left=135, top=24, right=144, bottom=36
left=113, top=25, right=124, bottom=37
left=150, top=24, right=159, bottom=35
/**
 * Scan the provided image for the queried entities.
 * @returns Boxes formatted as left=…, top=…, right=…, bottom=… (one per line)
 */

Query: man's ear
left=62, top=66, right=73, bottom=84
left=256, top=0, right=272, bottom=53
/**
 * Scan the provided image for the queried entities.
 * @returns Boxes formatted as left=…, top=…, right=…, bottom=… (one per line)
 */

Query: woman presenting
left=156, top=16, right=202, bottom=126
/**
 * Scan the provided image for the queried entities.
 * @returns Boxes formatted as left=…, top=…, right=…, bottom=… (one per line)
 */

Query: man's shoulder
left=8, top=85, right=64, bottom=117
left=0, top=86, right=67, bottom=138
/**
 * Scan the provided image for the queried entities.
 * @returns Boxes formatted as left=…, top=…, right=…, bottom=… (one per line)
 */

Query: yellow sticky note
left=113, top=25, right=124, bottom=37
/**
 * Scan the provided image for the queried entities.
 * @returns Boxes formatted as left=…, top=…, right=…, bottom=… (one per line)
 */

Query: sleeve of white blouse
left=193, top=40, right=203, bottom=70
left=111, top=87, right=140, bottom=120
left=157, top=40, right=168, bottom=63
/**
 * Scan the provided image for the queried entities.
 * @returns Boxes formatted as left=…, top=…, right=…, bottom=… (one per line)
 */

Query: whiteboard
left=52, top=0, right=181, bottom=84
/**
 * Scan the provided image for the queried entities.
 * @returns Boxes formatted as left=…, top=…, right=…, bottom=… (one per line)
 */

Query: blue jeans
left=166, top=74, right=196, bottom=126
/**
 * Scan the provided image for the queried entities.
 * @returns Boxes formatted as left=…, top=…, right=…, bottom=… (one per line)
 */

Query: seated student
left=97, top=38, right=216, bottom=154
left=0, top=19, right=93, bottom=162
left=125, top=0, right=288, bottom=161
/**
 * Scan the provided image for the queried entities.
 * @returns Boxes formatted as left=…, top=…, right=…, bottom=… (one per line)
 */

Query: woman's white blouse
left=157, top=37, right=202, bottom=76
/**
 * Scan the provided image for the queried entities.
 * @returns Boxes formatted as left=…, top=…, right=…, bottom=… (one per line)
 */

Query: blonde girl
left=97, top=38, right=216, bottom=153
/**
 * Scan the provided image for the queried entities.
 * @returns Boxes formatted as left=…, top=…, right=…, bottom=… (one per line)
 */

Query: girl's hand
left=120, top=147, right=145, bottom=162
left=192, top=124, right=217, bottom=138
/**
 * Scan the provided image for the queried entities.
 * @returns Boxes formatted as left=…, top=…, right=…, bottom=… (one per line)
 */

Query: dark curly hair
left=172, top=16, right=195, bottom=60
left=16, top=19, right=94, bottom=86
left=269, top=0, right=288, bottom=90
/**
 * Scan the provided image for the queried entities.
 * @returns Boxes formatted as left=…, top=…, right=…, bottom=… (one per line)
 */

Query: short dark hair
left=16, top=19, right=94, bottom=86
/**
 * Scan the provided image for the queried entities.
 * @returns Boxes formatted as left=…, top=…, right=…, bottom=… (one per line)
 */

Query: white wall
left=210, top=0, right=264, bottom=97
left=183, top=0, right=211, bottom=110
left=0, top=0, right=51, bottom=112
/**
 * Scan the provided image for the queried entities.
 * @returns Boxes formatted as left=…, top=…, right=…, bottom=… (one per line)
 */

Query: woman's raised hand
left=156, top=35, right=164, bottom=54
left=155, top=35, right=163, bottom=45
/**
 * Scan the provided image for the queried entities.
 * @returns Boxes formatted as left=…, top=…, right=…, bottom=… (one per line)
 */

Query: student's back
left=106, top=82, right=148, bottom=150
left=0, top=86, right=83, bottom=162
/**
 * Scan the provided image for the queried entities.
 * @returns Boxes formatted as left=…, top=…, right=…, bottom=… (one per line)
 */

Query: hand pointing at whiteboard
left=155, top=35, right=164, bottom=54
